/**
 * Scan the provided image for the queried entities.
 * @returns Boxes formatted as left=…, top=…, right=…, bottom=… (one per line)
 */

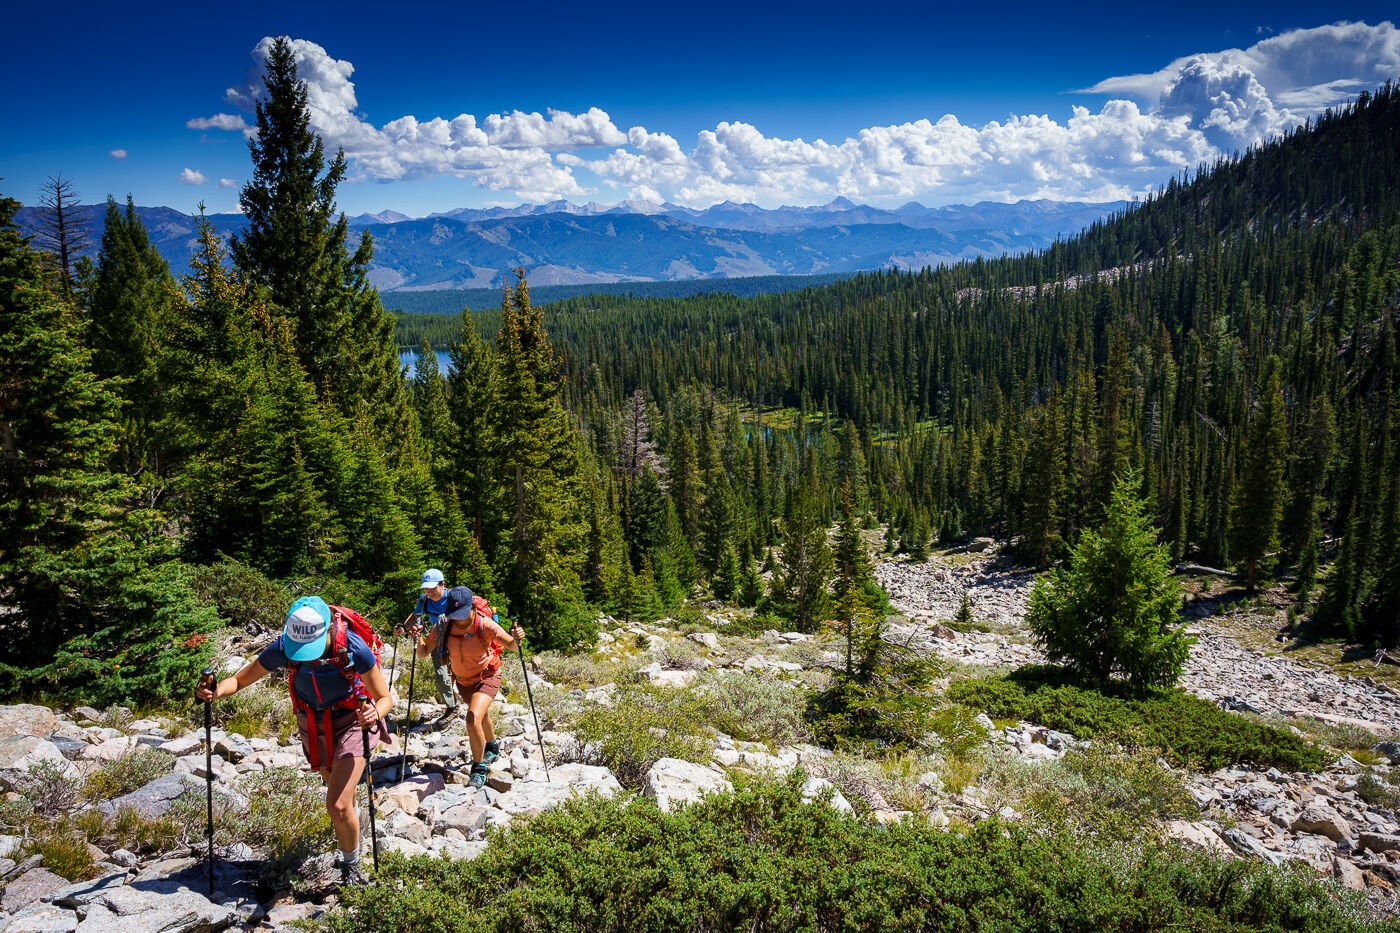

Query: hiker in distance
left=414, top=585, right=524, bottom=788
left=196, top=596, right=391, bottom=885
left=397, top=568, right=459, bottom=728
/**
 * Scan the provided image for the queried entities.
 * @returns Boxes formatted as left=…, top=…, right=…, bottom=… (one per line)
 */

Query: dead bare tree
left=34, top=174, right=92, bottom=301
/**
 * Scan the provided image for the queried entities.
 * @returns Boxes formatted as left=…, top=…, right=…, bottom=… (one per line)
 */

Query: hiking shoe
left=430, top=709, right=457, bottom=731
left=481, top=740, right=501, bottom=765
left=467, top=762, right=489, bottom=789
left=337, top=859, right=369, bottom=886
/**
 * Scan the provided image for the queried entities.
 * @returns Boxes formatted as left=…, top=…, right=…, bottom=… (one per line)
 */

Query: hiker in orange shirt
left=415, top=585, right=524, bottom=788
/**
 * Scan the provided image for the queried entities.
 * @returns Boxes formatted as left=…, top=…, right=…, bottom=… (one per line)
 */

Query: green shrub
left=188, top=555, right=289, bottom=633
left=320, top=774, right=1384, bottom=932
left=18, top=821, right=98, bottom=881
left=530, top=650, right=626, bottom=689
left=82, top=748, right=174, bottom=801
left=238, top=767, right=334, bottom=876
left=0, top=795, right=35, bottom=832
left=22, top=759, right=81, bottom=815
left=699, top=671, right=811, bottom=746
left=208, top=679, right=294, bottom=741
left=109, top=805, right=184, bottom=854
left=571, top=682, right=713, bottom=787
left=947, top=667, right=1329, bottom=772
left=980, top=745, right=1196, bottom=843
left=1358, top=770, right=1400, bottom=810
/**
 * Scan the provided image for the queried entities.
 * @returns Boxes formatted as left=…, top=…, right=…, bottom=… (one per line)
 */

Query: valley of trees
left=2, top=36, right=1397, bottom=705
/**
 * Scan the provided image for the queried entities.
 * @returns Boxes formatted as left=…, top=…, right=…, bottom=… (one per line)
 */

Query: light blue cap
left=420, top=568, right=445, bottom=589
left=283, top=596, right=332, bottom=662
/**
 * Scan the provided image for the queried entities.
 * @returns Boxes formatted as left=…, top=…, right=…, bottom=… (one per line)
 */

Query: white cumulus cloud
left=195, top=25, right=1400, bottom=208
left=187, top=113, right=252, bottom=133
left=109, top=148, right=127, bottom=160
left=218, top=178, right=238, bottom=189
left=178, top=168, right=206, bottom=186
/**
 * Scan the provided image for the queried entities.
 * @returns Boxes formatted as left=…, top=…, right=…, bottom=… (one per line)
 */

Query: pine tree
left=493, top=272, right=589, bottom=647
left=1026, top=470, right=1190, bottom=689
left=88, top=196, right=182, bottom=481
left=1019, top=394, right=1068, bottom=567
left=772, top=455, right=833, bottom=632
left=1230, top=357, right=1289, bottom=591
left=230, top=36, right=412, bottom=454
left=32, top=174, right=91, bottom=301
left=0, top=193, right=216, bottom=702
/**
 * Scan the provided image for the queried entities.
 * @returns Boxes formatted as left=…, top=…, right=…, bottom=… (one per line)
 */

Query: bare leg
left=463, top=688, right=494, bottom=763
left=320, top=756, right=367, bottom=853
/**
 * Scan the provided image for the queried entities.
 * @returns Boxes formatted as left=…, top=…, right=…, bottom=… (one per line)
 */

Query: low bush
left=108, top=805, right=184, bottom=854
left=947, top=666, right=1329, bottom=772
left=208, top=679, right=294, bottom=742
left=529, top=650, right=626, bottom=689
left=17, top=820, right=98, bottom=881
left=22, top=759, right=81, bottom=815
left=1358, top=770, right=1400, bottom=810
left=187, top=555, right=289, bottom=634
left=238, top=767, right=335, bottom=876
left=979, top=744, right=1197, bottom=843
left=322, top=774, right=1385, bottom=932
left=82, top=748, right=173, bottom=801
left=699, top=671, right=811, bottom=746
left=570, top=682, right=712, bottom=787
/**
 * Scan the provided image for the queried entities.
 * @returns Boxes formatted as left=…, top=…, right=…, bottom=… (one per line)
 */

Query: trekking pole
left=515, top=627, right=550, bottom=782
left=361, top=707, right=380, bottom=873
left=399, top=633, right=418, bottom=782
left=199, top=667, right=216, bottom=896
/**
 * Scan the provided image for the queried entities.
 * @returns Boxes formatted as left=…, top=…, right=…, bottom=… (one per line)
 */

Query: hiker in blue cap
left=396, top=568, right=460, bottom=727
left=197, top=596, right=391, bottom=886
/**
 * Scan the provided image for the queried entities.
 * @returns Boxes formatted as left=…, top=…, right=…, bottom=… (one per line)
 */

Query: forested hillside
left=523, top=83, right=1400, bottom=646
left=3, top=42, right=1397, bottom=708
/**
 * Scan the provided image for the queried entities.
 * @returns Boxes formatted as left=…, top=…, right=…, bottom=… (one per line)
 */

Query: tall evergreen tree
left=1230, top=357, right=1289, bottom=591
left=493, top=272, right=589, bottom=646
left=0, top=193, right=215, bottom=702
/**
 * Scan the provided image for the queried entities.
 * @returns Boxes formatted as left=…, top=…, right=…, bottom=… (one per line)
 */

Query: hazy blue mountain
left=15, top=197, right=1124, bottom=291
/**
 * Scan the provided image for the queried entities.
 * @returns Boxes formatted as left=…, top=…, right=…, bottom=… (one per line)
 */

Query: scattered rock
left=798, top=776, right=853, bottom=815
left=73, top=885, right=234, bottom=933
left=0, top=706, right=58, bottom=740
left=643, top=758, right=731, bottom=813
left=2, top=902, right=80, bottom=932
left=2, top=868, right=67, bottom=914
left=1359, top=832, right=1400, bottom=855
left=686, top=633, right=719, bottom=650
left=0, top=737, right=77, bottom=792
left=1165, top=821, right=1234, bottom=857
left=1291, top=801, right=1353, bottom=843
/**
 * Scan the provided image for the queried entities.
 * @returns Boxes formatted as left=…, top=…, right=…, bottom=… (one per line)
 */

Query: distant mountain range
left=16, top=198, right=1125, bottom=292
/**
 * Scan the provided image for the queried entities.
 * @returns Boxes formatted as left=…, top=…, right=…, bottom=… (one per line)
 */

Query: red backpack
left=286, top=605, right=384, bottom=770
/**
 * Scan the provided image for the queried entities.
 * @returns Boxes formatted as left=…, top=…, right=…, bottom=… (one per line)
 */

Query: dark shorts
left=454, top=668, right=501, bottom=702
left=296, top=707, right=389, bottom=766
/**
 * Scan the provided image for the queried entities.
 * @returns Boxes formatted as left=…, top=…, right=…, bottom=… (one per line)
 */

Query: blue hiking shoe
left=468, top=762, right=489, bottom=789
left=482, top=740, right=501, bottom=766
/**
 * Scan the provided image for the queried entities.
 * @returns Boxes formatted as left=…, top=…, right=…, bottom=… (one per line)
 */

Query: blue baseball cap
left=444, top=586, right=475, bottom=621
left=420, top=568, right=445, bottom=589
left=283, top=596, right=332, bottom=662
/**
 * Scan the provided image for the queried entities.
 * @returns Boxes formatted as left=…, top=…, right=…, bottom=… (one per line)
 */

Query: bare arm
left=415, top=627, right=439, bottom=658
left=196, top=659, right=270, bottom=702
left=356, top=663, right=393, bottom=726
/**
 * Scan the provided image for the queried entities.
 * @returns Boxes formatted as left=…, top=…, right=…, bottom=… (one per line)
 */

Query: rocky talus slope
left=2, top=545, right=1397, bottom=928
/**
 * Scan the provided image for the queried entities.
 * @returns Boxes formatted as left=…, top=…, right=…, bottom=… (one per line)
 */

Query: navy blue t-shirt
left=415, top=593, right=449, bottom=620
left=259, top=630, right=377, bottom=710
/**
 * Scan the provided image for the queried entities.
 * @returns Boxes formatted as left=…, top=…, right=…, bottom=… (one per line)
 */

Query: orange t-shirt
left=440, top=616, right=506, bottom=684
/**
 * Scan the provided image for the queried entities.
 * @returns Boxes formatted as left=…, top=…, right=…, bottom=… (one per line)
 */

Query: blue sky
left=3, top=1, right=1398, bottom=216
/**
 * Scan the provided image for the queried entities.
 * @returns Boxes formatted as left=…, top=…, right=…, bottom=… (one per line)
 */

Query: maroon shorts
left=454, top=668, right=501, bottom=702
left=296, top=707, right=389, bottom=766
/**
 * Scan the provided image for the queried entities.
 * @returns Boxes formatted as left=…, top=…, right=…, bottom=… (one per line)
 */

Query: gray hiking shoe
left=430, top=708, right=457, bottom=731
left=337, top=859, right=369, bottom=886
left=467, top=762, right=489, bottom=789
